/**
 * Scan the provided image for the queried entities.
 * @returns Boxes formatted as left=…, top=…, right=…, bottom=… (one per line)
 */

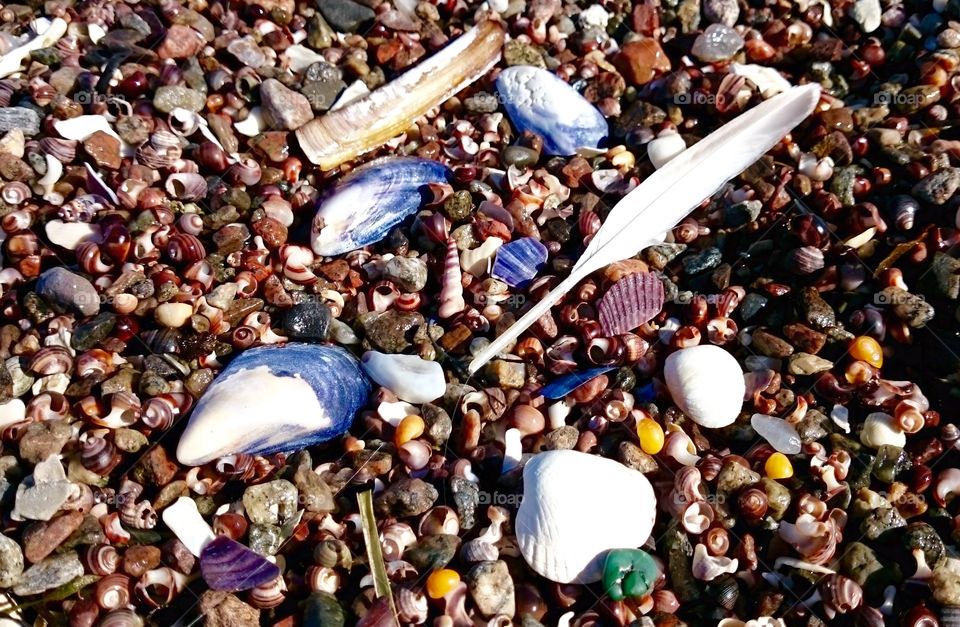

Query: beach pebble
left=375, top=478, right=438, bottom=517
left=36, top=267, right=100, bottom=317
left=360, top=352, right=445, bottom=403
left=364, top=311, right=427, bottom=353
left=315, top=0, right=375, bottom=33
left=614, top=38, right=672, bottom=85
left=153, top=86, right=206, bottom=113
left=12, top=455, right=78, bottom=522
left=22, top=510, right=83, bottom=563
left=647, top=132, right=686, bottom=169
left=19, top=420, right=72, bottom=464
left=691, top=23, right=744, bottom=62
left=157, top=24, right=205, bottom=59
left=199, top=591, right=261, bottom=627
left=282, top=302, right=331, bottom=342
left=155, top=303, right=194, bottom=328
left=242, top=480, right=299, bottom=526
left=227, top=36, right=267, bottom=67
left=788, top=352, right=833, bottom=375
left=13, top=551, right=83, bottom=596
left=260, top=79, right=314, bottom=131
left=703, top=0, right=739, bottom=26
left=303, top=591, right=345, bottom=627
left=860, top=412, right=906, bottom=449
left=750, top=414, right=802, bottom=455
left=467, top=560, right=516, bottom=618
left=82, top=130, right=122, bottom=169
left=406, top=534, right=460, bottom=571
left=383, top=256, right=429, bottom=292
left=0, top=108, right=41, bottom=136
left=0, top=533, right=24, bottom=587
left=913, top=167, right=960, bottom=205
left=850, top=0, right=881, bottom=32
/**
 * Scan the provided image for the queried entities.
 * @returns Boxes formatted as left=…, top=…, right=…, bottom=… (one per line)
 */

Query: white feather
left=468, top=83, right=821, bottom=374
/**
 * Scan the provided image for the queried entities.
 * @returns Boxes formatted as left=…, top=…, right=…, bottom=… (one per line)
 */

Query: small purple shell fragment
left=540, top=366, right=616, bottom=399
left=598, top=272, right=665, bottom=336
left=491, top=237, right=548, bottom=288
left=200, top=535, right=280, bottom=591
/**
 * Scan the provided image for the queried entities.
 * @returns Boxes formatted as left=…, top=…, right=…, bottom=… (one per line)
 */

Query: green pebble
left=603, top=549, right=658, bottom=602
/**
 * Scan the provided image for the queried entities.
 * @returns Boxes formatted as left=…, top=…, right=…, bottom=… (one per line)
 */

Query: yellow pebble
left=637, top=418, right=665, bottom=455
left=395, top=415, right=425, bottom=447
left=765, top=452, right=793, bottom=480
left=426, top=569, right=460, bottom=599
left=850, top=335, right=883, bottom=368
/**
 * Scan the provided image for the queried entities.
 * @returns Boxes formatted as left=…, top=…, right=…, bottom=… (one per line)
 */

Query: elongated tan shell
left=516, top=450, right=656, bottom=583
left=295, top=20, right=505, bottom=170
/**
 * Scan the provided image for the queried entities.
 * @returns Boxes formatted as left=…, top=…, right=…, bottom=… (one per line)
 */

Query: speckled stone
left=544, top=426, right=579, bottom=450
left=199, top=591, right=261, bottom=627
left=242, top=480, right=299, bottom=526
left=13, top=551, right=84, bottom=596
left=0, top=532, right=24, bottom=587
left=19, top=420, right=72, bottom=464
left=293, top=463, right=335, bottom=513
left=282, top=302, right=331, bottom=342
left=259, top=79, right=314, bottom=131
left=450, top=475, right=479, bottom=529
left=0, top=108, right=41, bottom=136
left=71, top=313, right=116, bottom=351
left=467, top=560, right=516, bottom=618
left=153, top=86, right=206, bottom=113
left=913, top=167, right=960, bottom=205
left=405, top=534, right=460, bottom=571
left=36, top=267, right=100, bottom=317
left=421, top=403, right=452, bottom=446
left=23, top=510, right=83, bottom=563
left=797, top=287, right=836, bottom=330
left=315, top=0, right=374, bottom=33
left=363, top=311, right=427, bottom=353
left=248, top=524, right=282, bottom=556
left=383, top=256, right=428, bottom=292
left=374, top=478, right=437, bottom=517
left=303, top=591, right=345, bottom=627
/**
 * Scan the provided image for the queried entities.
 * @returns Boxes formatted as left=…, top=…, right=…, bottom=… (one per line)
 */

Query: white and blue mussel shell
left=176, top=343, right=371, bottom=466
left=311, top=157, right=451, bottom=256
left=496, top=65, right=609, bottom=156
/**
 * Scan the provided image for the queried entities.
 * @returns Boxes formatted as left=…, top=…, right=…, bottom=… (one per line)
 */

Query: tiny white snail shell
left=664, top=345, right=745, bottom=428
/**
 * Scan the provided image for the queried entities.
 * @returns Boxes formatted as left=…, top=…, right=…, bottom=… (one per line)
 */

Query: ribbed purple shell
left=598, top=272, right=664, bottom=336
left=200, top=536, right=280, bottom=591
left=491, top=237, right=548, bottom=288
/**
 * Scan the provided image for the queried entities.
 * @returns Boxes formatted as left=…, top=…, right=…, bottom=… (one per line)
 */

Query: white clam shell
left=647, top=132, right=686, bottom=169
left=516, top=450, right=656, bottom=583
left=859, top=412, right=905, bottom=449
left=360, top=352, right=445, bottom=404
left=664, top=345, right=745, bottom=428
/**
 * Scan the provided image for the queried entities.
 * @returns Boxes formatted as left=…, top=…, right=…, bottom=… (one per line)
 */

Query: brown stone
left=157, top=25, right=205, bottom=60
left=243, top=0, right=293, bottom=16
left=139, top=446, right=178, bottom=486
left=198, top=591, right=260, bottom=627
left=632, top=0, right=661, bottom=36
left=22, top=511, right=83, bottom=563
left=252, top=217, right=287, bottom=249
left=819, top=108, right=855, bottom=134
left=123, top=544, right=162, bottom=577
left=613, top=38, right=671, bottom=85
left=318, top=260, right=350, bottom=282
left=82, top=131, right=122, bottom=170
left=782, top=323, right=827, bottom=355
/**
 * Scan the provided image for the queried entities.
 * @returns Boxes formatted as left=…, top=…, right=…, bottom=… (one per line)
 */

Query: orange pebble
left=850, top=335, right=883, bottom=368
left=426, top=569, right=460, bottom=599
left=395, top=415, right=425, bottom=447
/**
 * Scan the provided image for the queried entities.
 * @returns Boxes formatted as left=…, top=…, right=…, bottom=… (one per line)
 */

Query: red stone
left=614, top=38, right=672, bottom=86
left=157, top=25, right=204, bottom=60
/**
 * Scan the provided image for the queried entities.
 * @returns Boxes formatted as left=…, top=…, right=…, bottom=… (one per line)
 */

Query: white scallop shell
left=516, top=450, right=656, bottom=584
left=664, top=345, right=745, bottom=428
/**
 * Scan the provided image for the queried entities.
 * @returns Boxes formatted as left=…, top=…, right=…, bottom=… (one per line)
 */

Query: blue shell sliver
left=311, top=157, right=450, bottom=256
left=200, top=536, right=280, bottom=591
left=496, top=66, right=608, bottom=156
left=176, top=343, right=371, bottom=466
left=540, top=366, right=617, bottom=399
left=491, top=237, right=548, bottom=288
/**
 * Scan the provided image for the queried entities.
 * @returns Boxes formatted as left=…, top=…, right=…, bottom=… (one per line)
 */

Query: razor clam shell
left=176, top=344, right=371, bottom=466
left=597, top=271, right=665, bottom=336
left=496, top=65, right=609, bottom=156
left=310, top=157, right=450, bottom=256
left=516, top=450, right=656, bottom=583
left=296, top=20, right=505, bottom=170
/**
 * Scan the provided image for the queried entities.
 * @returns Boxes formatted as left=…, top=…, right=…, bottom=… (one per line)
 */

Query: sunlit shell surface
left=310, top=157, right=450, bottom=256
left=176, top=344, right=370, bottom=466
left=664, top=345, right=745, bottom=428
left=516, top=450, right=656, bottom=583
left=496, top=66, right=608, bottom=155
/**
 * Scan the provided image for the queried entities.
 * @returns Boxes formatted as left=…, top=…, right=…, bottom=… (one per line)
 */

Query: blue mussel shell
left=311, top=157, right=450, bottom=256
left=496, top=65, right=609, bottom=156
left=176, top=343, right=371, bottom=466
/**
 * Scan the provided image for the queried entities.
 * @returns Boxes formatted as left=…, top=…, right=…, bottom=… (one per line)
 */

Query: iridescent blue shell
left=176, top=344, right=371, bottom=466
left=491, top=237, right=548, bottom=288
left=540, top=366, right=616, bottom=399
left=200, top=536, right=280, bottom=591
left=496, top=66, right=608, bottom=156
left=311, top=157, right=450, bottom=256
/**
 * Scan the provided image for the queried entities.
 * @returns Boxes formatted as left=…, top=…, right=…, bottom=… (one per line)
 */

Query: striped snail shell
left=135, top=567, right=187, bottom=609
left=28, top=346, right=74, bottom=376
left=306, top=566, right=339, bottom=593
left=118, top=479, right=158, bottom=529
left=83, top=543, right=121, bottom=576
left=95, top=573, right=132, bottom=610
left=97, top=608, right=144, bottom=627
left=248, top=575, right=287, bottom=609
left=81, top=435, right=121, bottom=476
left=395, top=587, right=429, bottom=625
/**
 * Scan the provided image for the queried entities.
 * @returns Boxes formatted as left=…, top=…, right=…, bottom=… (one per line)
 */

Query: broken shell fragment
left=516, top=450, right=656, bottom=583
left=664, top=345, right=745, bottom=428
left=296, top=20, right=505, bottom=170
left=176, top=344, right=370, bottom=466
left=360, top=352, right=445, bottom=404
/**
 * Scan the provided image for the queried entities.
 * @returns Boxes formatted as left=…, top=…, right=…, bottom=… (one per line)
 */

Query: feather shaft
left=468, top=83, right=821, bottom=374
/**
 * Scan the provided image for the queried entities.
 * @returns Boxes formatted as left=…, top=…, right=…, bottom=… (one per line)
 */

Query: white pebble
left=155, top=302, right=194, bottom=328
left=830, top=404, right=850, bottom=433
left=647, top=132, right=687, bottom=169
left=851, top=0, right=881, bottom=33
left=377, top=401, right=419, bottom=426
left=860, top=412, right=905, bottom=449
left=161, top=497, right=215, bottom=557
left=0, top=399, right=25, bottom=429
left=578, top=5, right=610, bottom=29
left=664, top=345, right=745, bottom=429
left=751, top=414, right=802, bottom=454
left=361, top=352, right=446, bottom=404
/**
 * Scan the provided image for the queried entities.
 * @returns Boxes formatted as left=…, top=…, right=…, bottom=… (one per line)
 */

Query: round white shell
left=516, top=450, right=656, bottom=584
left=360, top=351, right=446, bottom=404
left=664, top=345, right=745, bottom=428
